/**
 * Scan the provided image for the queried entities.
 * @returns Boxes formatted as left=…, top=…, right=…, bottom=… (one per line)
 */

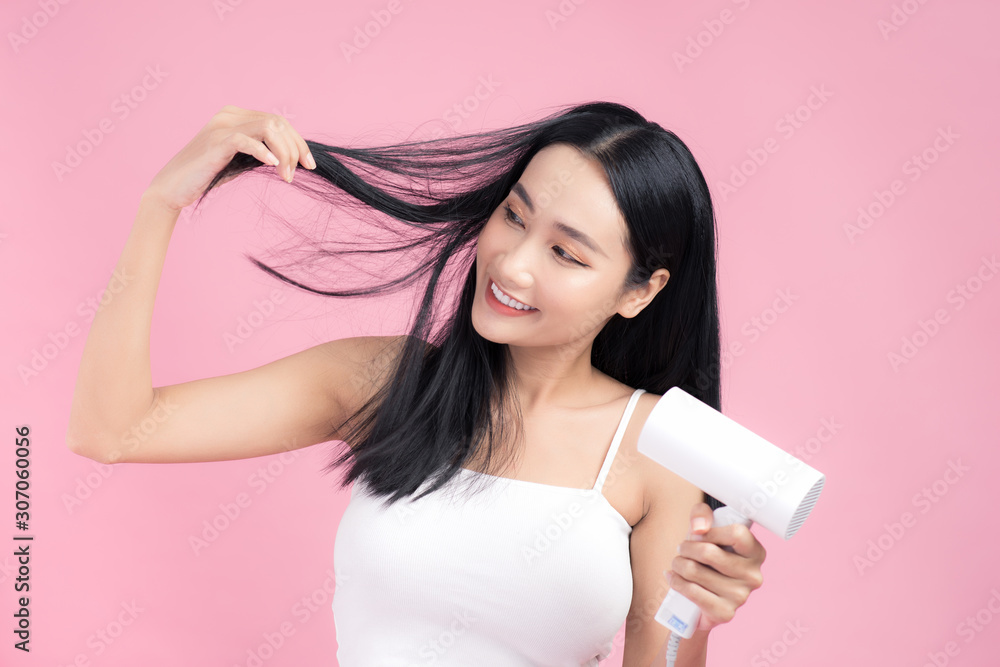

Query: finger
left=677, top=524, right=764, bottom=567
left=672, top=552, right=732, bottom=592
left=242, top=123, right=289, bottom=177
left=686, top=522, right=763, bottom=560
left=677, top=535, right=764, bottom=589
left=666, top=568, right=739, bottom=626
left=242, top=110, right=313, bottom=175
left=298, top=137, right=317, bottom=170
left=272, top=118, right=300, bottom=182
left=268, top=114, right=313, bottom=177
left=250, top=114, right=299, bottom=182
left=229, top=132, right=280, bottom=169
left=724, top=523, right=766, bottom=561
left=673, top=552, right=754, bottom=612
left=676, top=539, right=742, bottom=580
left=688, top=502, right=714, bottom=540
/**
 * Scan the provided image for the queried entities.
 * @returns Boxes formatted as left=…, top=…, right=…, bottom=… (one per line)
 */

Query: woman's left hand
left=667, top=502, right=767, bottom=633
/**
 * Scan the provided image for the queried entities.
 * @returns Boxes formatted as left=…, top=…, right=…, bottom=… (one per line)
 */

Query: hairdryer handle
left=654, top=506, right=753, bottom=638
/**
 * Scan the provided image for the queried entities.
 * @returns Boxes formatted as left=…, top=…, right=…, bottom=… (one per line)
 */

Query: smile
left=485, top=277, right=539, bottom=315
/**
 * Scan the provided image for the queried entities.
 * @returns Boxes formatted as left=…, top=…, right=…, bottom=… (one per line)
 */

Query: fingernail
left=305, top=152, right=317, bottom=169
left=693, top=517, right=707, bottom=532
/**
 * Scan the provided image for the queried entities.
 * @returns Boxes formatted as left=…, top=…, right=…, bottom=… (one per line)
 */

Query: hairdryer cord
left=666, top=632, right=681, bottom=667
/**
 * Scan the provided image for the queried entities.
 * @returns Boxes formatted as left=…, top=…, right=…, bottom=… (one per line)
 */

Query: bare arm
left=66, top=105, right=407, bottom=464
left=68, top=323, right=408, bottom=464
left=65, top=192, right=180, bottom=460
left=64, top=192, right=408, bottom=463
left=623, top=442, right=708, bottom=666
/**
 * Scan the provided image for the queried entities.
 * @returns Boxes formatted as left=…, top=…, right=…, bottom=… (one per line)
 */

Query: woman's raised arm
left=66, top=105, right=403, bottom=464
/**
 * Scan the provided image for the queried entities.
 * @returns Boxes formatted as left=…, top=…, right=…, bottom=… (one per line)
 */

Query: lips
left=484, top=276, right=539, bottom=316
left=488, top=275, right=536, bottom=310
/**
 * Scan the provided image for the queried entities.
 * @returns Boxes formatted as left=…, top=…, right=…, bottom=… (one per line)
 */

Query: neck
left=507, top=341, right=600, bottom=413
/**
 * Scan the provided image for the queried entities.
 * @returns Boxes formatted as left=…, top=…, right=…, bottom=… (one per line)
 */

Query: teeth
left=491, top=282, right=536, bottom=311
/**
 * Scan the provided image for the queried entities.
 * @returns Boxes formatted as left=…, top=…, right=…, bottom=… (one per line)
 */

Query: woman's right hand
left=145, top=105, right=316, bottom=212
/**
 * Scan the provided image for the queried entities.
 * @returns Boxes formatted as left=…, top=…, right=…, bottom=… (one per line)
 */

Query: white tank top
left=332, top=387, right=646, bottom=666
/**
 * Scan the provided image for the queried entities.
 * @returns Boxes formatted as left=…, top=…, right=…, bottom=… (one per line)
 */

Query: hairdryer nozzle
left=636, top=386, right=826, bottom=540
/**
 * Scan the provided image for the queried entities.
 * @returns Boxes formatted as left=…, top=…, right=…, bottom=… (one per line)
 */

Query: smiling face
left=472, top=143, right=659, bottom=353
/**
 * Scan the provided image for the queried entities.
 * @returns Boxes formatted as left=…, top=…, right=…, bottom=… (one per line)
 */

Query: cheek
left=561, top=281, right=621, bottom=325
left=535, top=277, right=610, bottom=324
left=474, top=221, right=496, bottom=263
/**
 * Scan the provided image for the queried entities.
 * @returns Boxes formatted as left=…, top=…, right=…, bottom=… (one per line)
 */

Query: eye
left=502, top=203, right=585, bottom=266
left=502, top=202, right=521, bottom=226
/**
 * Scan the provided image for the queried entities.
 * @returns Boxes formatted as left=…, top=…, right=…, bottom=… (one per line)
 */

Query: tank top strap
left=593, top=388, right=647, bottom=492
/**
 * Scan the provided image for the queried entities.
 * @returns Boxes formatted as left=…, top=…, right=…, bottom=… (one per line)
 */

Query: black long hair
left=196, top=101, right=723, bottom=511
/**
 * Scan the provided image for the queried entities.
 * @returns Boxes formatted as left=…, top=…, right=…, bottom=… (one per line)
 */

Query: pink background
left=3, top=0, right=998, bottom=665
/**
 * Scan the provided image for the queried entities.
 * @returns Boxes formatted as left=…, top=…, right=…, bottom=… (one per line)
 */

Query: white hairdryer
left=636, top=386, right=826, bottom=640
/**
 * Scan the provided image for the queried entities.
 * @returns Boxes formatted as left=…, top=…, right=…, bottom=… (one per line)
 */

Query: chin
left=470, top=306, right=510, bottom=346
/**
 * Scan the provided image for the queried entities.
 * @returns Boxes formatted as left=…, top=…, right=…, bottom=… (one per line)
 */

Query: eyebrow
left=511, top=182, right=608, bottom=259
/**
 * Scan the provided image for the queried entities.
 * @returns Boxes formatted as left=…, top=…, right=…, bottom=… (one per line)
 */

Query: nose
left=492, top=238, right=535, bottom=292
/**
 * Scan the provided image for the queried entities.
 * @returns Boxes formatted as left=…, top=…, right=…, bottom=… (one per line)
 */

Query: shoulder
left=616, top=387, right=703, bottom=524
left=357, top=334, right=435, bottom=371
left=333, top=335, right=435, bottom=414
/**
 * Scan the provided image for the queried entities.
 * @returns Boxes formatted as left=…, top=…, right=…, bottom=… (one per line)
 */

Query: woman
left=68, top=102, right=766, bottom=666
